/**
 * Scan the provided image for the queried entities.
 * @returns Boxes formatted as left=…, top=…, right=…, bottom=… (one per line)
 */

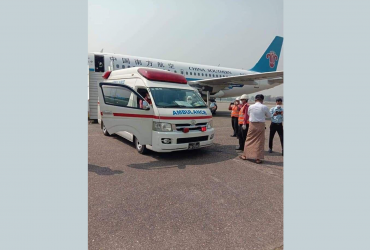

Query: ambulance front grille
left=177, top=136, right=209, bottom=144
left=175, top=122, right=207, bottom=131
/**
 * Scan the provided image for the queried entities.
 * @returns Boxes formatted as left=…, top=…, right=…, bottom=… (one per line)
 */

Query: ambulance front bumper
left=149, top=128, right=215, bottom=152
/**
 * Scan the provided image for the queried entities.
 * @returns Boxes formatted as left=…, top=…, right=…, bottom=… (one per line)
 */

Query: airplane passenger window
left=213, top=74, right=215, bottom=77
left=122, top=65, right=125, bottom=69
left=216, top=75, right=218, bottom=77
left=116, top=64, right=120, bottom=68
left=205, top=74, right=207, bottom=77
left=198, top=73, right=200, bottom=76
left=174, top=70, right=177, bottom=73
left=186, top=72, right=188, bottom=75
left=128, top=66, right=130, bottom=68
left=202, top=73, right=204, bottom=76
left=190, top=72, right=192, bottom=75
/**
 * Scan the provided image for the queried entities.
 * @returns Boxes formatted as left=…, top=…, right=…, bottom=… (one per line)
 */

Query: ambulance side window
left=101, top=85, right=139, bottom=109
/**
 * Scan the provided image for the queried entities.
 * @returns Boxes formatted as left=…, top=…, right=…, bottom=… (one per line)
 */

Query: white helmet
left=235, top=97, right=240, bottom=101
left=240, top=94, right=249, bottom=100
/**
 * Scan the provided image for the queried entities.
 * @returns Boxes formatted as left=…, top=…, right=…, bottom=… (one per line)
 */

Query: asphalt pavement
left=89, top=103, right=283, bottom=250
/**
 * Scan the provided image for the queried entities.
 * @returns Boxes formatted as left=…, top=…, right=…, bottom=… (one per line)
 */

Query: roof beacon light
left=138, top=68, right=187, bottom=84
left=102, top=71, right=112, bottom=79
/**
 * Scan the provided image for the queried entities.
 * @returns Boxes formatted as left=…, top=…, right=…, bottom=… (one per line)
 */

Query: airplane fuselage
left=88, top=53, right=282, bottom=98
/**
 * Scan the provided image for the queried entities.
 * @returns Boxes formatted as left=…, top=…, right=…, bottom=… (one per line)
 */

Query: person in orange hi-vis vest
left=236, top=94, right=250, bottom=151
left=228, top=97, right=241, bottom=137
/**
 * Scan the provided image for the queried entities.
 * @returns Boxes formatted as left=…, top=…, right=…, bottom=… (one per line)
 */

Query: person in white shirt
left=239, top=94, right=271, bottom=164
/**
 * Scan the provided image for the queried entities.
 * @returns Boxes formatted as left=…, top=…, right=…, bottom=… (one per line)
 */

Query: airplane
left=88, top=36, right=283, bottom=118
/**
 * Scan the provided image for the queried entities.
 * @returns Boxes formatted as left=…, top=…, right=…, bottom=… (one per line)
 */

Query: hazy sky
left=88, top=0, right=283, bottom=96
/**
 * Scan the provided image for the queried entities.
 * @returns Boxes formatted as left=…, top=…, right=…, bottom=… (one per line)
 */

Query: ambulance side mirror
left=142, top=101, right=150, bottom=110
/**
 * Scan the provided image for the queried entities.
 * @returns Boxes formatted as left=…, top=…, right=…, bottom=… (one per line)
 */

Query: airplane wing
left=188, top=71, right=283, bottom=87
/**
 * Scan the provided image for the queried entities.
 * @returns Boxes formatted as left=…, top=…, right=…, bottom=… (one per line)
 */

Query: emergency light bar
left=102, top=71, right=112, bottom=79
left=138, top=68, right=187, bottom=84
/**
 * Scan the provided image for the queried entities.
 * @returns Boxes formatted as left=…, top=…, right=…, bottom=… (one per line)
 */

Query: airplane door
left=98, top=82, right=154, bottom=145
left=95, top=55, right=105, bottom=72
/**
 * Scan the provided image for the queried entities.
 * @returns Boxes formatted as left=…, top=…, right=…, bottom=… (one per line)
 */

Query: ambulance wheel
left=134, top=137, right=147, bottom=154
left=102, top=123, right=110, bottom=136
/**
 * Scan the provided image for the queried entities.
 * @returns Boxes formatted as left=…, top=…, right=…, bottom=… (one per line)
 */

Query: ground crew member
left=269, top=97, right=284, bottom=155
left=229, top=97, right=240, bottom=137
left=236, top=94, right=249, bottom=150
left=240, top=94, right=271, bottom=164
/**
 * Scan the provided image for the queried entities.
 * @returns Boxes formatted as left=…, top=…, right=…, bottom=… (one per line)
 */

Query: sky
left=88, top=0, right=283, bottom=96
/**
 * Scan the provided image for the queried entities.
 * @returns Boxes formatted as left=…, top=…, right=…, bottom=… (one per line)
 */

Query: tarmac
left=88, top=102, right=283, bottom=250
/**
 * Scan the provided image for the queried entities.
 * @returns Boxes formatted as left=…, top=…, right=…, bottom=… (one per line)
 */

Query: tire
left=102, top=122, right=110, bottom=136
left=134, top=137, right=147, bottom=154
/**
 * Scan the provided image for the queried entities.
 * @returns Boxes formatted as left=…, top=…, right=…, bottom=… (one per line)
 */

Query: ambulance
left=98, top=67, right=214, bottom=154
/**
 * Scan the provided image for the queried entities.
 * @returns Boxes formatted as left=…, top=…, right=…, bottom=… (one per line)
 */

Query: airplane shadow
left=260, top=160, right=284, bottom=167
left=264, top=150, right=283, bottom=157
left=212, top=111, right=231, bottom=118
left=88, top=164, right=124, bottom=175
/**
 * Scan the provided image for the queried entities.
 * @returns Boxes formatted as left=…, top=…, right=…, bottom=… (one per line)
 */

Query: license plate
left=188, top=142, right=200, bottom=150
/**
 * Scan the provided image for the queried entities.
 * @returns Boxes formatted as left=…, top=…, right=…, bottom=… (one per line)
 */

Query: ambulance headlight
left=207, top=120, right=213, bottom=129
left=153, top=122, right=173, bottom=132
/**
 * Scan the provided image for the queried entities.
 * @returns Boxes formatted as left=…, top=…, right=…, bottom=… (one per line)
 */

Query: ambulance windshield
left=149, top=88, right=207, bottom=108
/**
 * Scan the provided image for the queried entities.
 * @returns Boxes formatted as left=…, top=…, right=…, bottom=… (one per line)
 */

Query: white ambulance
left=98, top=67, right=214, bottom=154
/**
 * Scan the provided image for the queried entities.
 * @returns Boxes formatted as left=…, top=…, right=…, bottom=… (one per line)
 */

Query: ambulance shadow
left=111, top=134, right=136, bottom=147
left=127, top=144, right=238, bottom=170
left=88, top=164, right=124, bottom=175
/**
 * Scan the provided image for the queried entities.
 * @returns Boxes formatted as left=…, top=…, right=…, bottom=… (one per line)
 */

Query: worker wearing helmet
left=229, top=97, right=241, bottom=137
left=236, top=94, right=250, bottom=151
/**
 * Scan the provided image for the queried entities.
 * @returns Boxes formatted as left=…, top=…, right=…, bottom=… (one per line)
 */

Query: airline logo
left=266, top=51, right=278, bottom=68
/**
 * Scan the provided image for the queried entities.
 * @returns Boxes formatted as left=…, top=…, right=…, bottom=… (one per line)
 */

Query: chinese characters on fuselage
left=112, top=57, right=234, bottom=76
